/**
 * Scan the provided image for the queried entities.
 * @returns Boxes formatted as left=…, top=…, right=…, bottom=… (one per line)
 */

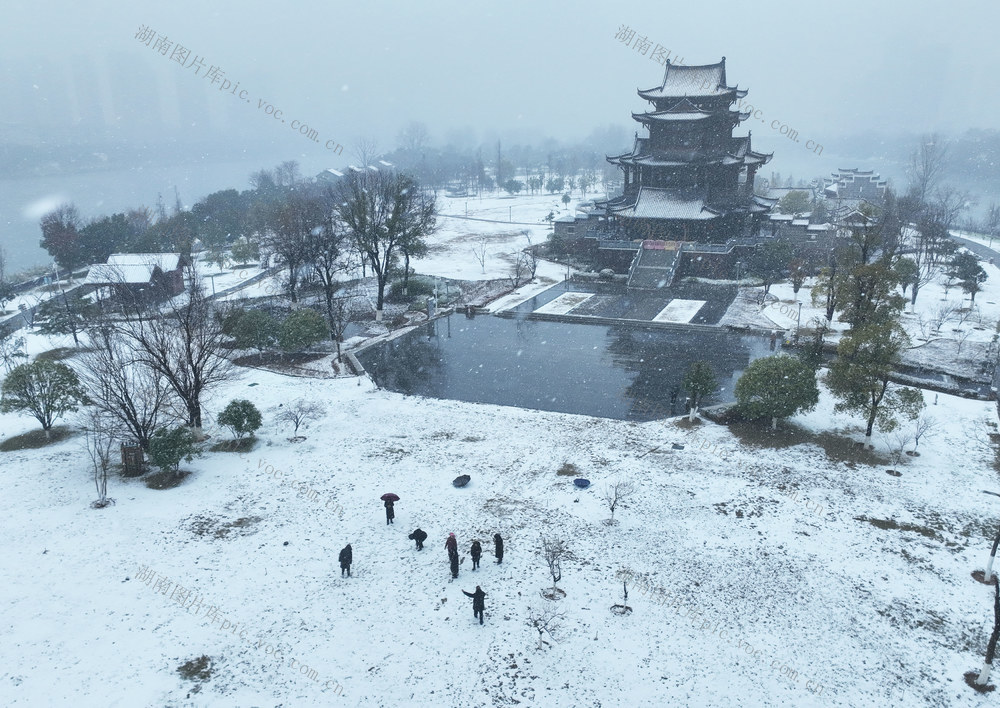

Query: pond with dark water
left=357, top=313, right=782, bottom=421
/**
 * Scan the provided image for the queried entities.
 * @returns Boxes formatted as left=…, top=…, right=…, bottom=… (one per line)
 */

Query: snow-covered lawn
left=2, top=330, right=1000, bottom=706
left=4, top=193, right=1000, bottom=706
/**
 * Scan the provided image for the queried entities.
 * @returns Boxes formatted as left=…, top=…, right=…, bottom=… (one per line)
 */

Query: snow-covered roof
left=85, top=253, right=182, bottom=285
left=326, top=168, right=345, bottom=177
left=611, top=187, right=719, bottom=221
left=638, top=58, right=745, bottom=101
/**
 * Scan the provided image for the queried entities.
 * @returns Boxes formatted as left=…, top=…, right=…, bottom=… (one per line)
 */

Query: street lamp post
left=795, top=301, right=803, bottom=344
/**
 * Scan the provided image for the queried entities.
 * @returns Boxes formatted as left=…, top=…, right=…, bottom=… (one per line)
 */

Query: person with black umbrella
left=381, top=493, right=399, bottom=525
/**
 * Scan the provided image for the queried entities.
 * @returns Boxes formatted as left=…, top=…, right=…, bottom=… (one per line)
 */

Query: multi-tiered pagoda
left=603, top=58, right=774, bottom=243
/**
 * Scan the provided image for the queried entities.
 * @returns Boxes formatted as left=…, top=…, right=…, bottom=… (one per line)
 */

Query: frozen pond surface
left=357, top=313, right=782, bottom=420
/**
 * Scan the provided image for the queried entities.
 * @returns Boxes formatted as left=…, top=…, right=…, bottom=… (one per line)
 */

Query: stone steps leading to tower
left=627, top=247, right=680, bottom=290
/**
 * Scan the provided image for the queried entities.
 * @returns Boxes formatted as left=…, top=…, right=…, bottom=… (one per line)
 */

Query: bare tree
left=264, top=192, right=324, bottom=303
left=604, top=478, right=636, bottom=522
left=81, top=409, right=116, bottom=508
left=276, top=399, right=326, bottom=437
left=986, top=202, right=1000, bottom=246
left=472, top=238, right=487, bottom=274
left=336, top=170, right=436, bottom=322
left=957, top=305, right=981, bottom=327
left=522, top=232, right=538, bottom=281
left=354, top=137, right=379, bottom=168
left=397, top=121, right=430, bottom=152
left=306, top=190, right=355, bottom=345
left=540, top=537, right=572, bottom=599
left=956, top=327, right=974, bottom=356
left=327, top=295, right=357, bottom=364
left=912, top=413, right=938, bottom=449
left=508, top=251, right=529, bottom=288
left=274, top=160, right=301, bottom=187
left=908, top=133, right=948, bottom=206
left=882, top=429, right=913, bottom=466
left=78, top=321, right=173, bottom=451
left=527, top=606, right=565, bottom=650
left=930, top=303, right=959, bottom=334
left=115, top=272, right=234, bottom=430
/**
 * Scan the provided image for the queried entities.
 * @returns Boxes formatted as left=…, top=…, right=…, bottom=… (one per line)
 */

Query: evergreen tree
left=948, top=252, right=987, bottom=303
left=278, top=309, right=327, bottom=352
left=826, top=322, right=924, bottom=448
left=148, top=425, right=198, bottom=477
left=217, top=399, right=262, bottom=440
left=0, top=360, right=87, bottom=438
left=682, top=361, right=718, bottom=422
left=735, top=355, right=818, bottom=430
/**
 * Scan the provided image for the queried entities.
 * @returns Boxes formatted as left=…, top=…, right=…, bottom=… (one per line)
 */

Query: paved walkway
left=950, top=233, right=1000, bottom=262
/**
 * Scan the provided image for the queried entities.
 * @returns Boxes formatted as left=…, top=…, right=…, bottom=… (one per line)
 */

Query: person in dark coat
left=470, top=540, right=482, bottom=570
left=408, top=528, right=427, bottom=550
left=384, top=499, right=395, bottom=525
left=493, top=533, right=504, bottom=564
left=445, top=532, right=458, bottom=556
left=339, top=544, right=352, bottom=577
left=450, top=552, right=459, bottom=579
left=462, top=585, right=487, bottom=624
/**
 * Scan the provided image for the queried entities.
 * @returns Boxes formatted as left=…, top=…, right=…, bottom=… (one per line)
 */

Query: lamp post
left=795, top=301, right=803, bottom=344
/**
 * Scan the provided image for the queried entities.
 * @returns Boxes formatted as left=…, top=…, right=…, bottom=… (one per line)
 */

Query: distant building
left=823, top=168, right=887, bottom=202
left=85, top=253, right=188, bottom=303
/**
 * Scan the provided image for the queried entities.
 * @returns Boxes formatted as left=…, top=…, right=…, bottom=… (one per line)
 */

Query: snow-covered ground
left=4, top=193, right=1000, bottom=707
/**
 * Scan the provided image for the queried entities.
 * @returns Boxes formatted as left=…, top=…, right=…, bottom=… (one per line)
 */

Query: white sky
left=2, top=0, right=997, bottom=152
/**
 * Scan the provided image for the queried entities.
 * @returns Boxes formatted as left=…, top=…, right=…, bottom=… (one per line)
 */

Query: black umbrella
left=381, top=493, right=400, bottom=502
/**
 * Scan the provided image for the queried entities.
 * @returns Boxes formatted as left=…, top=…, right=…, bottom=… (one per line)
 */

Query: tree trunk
left=977, top=579, right=1000, bottom=685
left=910, top=283, right=919, bottom=305
left=865, top=404, right=879, bottom=448
left=987, top=527, right=1000, bottom=581
left=403, top=252, right=411, bottom=295
left=688, top=403, right=697, bottom=423
left=771, top=417, right=778, bottom=431
left=187, top=399, right=203, bottom=429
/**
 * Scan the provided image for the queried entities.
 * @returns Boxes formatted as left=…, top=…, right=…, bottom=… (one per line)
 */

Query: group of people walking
left=335, top=497, right=504, bottom=625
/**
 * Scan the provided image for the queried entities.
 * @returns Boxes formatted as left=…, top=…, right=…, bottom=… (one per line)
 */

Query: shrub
left=386, top=278, right=436, bottom=304
left=216, top=399, right=262, bottom=439
left=224, top=309, right=277, bottom=351
left=735, top=354, right=819, bottom=430
left=148, top=426, right=198, bottom=477
left=0, top=360, right=87, bottom=437
left=278, top=309, right=327, bottom=352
